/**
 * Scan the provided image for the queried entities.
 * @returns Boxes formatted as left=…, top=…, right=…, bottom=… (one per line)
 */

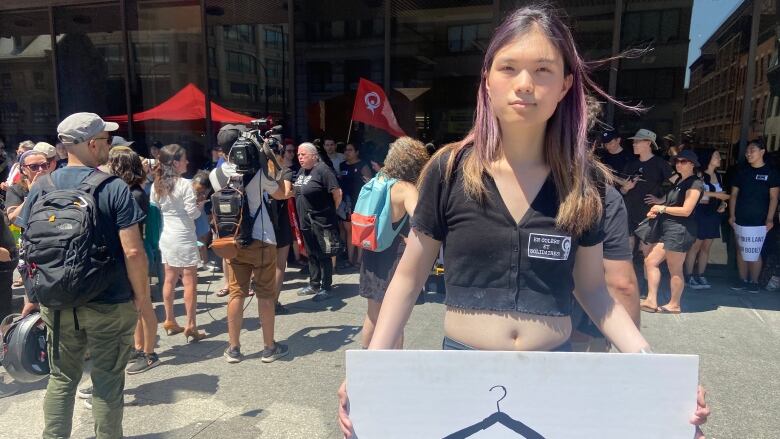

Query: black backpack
left=22, top=172, right=116, bottom=357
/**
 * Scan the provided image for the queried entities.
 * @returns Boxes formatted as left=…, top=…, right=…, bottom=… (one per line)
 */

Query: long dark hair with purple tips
left=423, top=5, right=638, bottom=236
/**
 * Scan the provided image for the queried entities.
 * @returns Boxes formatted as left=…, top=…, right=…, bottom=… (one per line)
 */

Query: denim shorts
left=442, top=336, right=572, bottom=352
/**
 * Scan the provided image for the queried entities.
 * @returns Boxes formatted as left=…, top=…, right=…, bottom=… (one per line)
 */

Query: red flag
left=351, top=78, right=406, bottom=138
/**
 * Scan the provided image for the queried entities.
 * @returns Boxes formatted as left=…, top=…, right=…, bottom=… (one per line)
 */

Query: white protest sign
left=347, top=350, right=699, bottom=439
left=734, top=224, right=767, bottom=262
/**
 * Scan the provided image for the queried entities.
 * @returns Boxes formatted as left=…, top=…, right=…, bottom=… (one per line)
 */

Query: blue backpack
left=351, top=173, right=407, bottom=252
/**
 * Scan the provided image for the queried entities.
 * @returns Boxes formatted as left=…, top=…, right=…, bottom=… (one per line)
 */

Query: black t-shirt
left=663, top=175, right=704, bottom=227
left=130, top=184, right=149, bottom=216
left=5, top=183, right=28, bottom=210
left=622, top=155, right=673, bottom=225
left=17, top=167, right=146, bottom=304
left=293, top=162, right=340, bottom=229
left=412, top=149, right=604, bottom=317
left=271, top=167, right=294, bottom=235
left=733, top=164, right=780, bottom=226
left=339, top=160, right=368, bottom=206
left=596, top=147, right=634, bottom=180
left=602, top=185, right=632, bottom=261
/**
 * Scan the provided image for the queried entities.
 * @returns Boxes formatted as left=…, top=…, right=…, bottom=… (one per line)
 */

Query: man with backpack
left=210, top=150, right=288, bottom=364
left=17, top=113, right=148, bottom=439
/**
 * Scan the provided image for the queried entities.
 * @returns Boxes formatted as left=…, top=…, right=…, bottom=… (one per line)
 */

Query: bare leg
left=275, top=245, right=290, bottom=302
left=258, top=298, right=276, bottom=348
left=133, top=320, right=143, bottom=351
left=181, top=266, right=199, bottom=330
left=227, top=296, right=244, bottom=349
left=736, top=247, right=748, bottom=281
left=697, top=239, right=713, bottom=275
left=748, top=258, right=763, bottom=283
left=139, top=294, right=158, bottom=353
left=361, top=298, right=403, bottom=349
left=684, top=240, right=703, bottom=278
left=663, top=250, right=687, bottom=311
left=642, top=243, right=666, bottom=309
left=162, top=264, right=181, bottom=325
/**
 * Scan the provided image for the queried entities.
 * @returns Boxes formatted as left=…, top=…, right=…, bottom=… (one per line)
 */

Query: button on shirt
left=412, top=150, right=604, bottom=317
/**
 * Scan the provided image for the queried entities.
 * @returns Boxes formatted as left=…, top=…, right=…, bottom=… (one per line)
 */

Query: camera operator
left=211, top=126, right=289, bottom=364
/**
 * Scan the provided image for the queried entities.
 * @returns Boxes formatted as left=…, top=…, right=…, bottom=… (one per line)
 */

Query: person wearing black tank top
left=640, top=150, right=704, bottom=314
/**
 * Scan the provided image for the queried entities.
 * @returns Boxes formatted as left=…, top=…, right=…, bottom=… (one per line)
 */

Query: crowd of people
left=9, top=4, right=780, bottom=438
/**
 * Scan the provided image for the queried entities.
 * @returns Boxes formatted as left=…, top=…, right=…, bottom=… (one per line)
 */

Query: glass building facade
left=4, top=0, right=748, bottom=165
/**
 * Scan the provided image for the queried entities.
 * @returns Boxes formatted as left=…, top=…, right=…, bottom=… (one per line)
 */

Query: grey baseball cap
left=628, top=128, right=658, bottom=149
left=33, top=142, right=57, bottom=159
left=111, top=135, right=134, bottom=147
left=57, top=112, right=118, bottom=145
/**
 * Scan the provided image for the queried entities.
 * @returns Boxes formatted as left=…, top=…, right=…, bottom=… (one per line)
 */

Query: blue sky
left=685, top=0, right=744, bottom=86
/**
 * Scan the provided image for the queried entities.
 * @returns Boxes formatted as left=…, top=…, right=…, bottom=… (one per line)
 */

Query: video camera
left=227, top=118, right=284, bottom=181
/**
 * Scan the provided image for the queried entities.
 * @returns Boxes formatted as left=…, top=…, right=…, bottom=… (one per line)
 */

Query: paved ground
left=0, top=262, right=778, bottom=438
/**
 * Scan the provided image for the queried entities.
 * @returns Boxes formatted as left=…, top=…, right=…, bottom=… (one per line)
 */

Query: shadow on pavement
left=125, top=373, right=219, bottom=406
left=249, top=324, right=360, bottom=361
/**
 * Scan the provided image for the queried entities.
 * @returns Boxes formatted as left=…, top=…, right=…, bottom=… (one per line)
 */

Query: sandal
left=216, top=288, right=229, bottom=297
left=640, top=303, right=658, bottom=313
left=657, top=306, right=681, bottom=314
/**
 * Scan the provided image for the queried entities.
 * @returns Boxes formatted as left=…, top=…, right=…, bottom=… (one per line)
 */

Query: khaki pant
left=40, top=302, right=137, bottom=439
left=226, top=240, right=277, bottom=299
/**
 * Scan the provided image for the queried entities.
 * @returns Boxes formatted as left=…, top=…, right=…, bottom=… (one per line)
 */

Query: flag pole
left=346, top=119, right=354, bottom=144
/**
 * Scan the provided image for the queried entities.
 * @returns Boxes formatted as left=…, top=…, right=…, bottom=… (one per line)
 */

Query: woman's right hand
left=338, top=379, right=354, bottom=438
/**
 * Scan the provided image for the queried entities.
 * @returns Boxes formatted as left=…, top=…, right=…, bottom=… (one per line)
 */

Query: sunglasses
left=24, top=163, right=48, bottom=172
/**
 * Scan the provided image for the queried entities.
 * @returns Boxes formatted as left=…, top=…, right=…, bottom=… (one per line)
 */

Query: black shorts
left=648, top=219, right=697, bottom=253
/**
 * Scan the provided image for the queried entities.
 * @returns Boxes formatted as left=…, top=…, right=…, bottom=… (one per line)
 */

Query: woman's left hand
left=691, top=386, right=710, bottom=438
left=646, top=205, right=663, bottom=219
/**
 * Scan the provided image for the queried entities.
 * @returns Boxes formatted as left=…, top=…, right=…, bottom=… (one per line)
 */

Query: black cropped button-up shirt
left=412, top=150, right=604, bottom=317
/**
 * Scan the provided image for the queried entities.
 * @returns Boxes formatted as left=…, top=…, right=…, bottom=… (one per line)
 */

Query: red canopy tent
left=105, top=83, right=254, bottom=123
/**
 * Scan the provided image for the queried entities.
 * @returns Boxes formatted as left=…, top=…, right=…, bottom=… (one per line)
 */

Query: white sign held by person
left=347, top=350, right=699, bottom=439
left=734, top=224, right=767, bottom=262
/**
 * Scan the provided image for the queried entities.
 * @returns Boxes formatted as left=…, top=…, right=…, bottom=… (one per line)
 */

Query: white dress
left=151, top=177, right=201, bottom=268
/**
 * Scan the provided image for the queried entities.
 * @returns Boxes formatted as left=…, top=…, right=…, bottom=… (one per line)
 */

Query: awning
left=105, top=83, right=254, bottom=124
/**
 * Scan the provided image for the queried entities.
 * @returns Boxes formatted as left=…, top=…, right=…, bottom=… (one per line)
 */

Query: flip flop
left=640, top=304, right=658, bottom=313
left=657, top=306, right=681, bottom=314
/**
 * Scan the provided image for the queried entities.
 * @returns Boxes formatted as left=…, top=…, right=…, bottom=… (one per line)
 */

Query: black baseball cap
left=217, top=124, right=247, bottom=149
left=674, top=150, right=700, bottom=167
left=601, top=130, right=619, bottom=143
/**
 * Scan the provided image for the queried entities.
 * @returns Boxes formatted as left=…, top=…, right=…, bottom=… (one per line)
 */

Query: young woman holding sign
left=338, top=6, right=708, bottom=437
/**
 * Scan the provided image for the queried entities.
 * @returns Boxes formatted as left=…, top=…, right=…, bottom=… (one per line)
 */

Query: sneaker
left=84, top=397, right=92, bottom=410
left=77, top=385, right=92, bottom=399
left=311, top=290, right=331, bottom=302
left=275, top=302, right=289, bottom=315
left=261, top=342, right=289, bottom=363
left=765, top=276, right=780, bottom=292
left=126, top=353, right=160, bottom=375
left=687, top=276, right=703, bottom=290
left=127, top=348, right=144, bottom=364
left=224, top=346, right=243, bottom=364
left=696, top=276, right=712, bottom=289
left=730, top=279, right=749, bottom=291
left=297, top=286, right=318, bottom=296
left=746, top=282, right=760, bottom=294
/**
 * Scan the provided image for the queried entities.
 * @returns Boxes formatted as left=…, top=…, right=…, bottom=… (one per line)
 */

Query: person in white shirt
left=211, top=161, right=288, bottom=364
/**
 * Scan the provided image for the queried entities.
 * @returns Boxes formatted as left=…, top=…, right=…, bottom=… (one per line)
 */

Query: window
left=265, top=29, right=284, bottom=49
left=623, top=9, right=684, bottom=46
left=33, top=72, right=45, bottom=89
left=266, top=59, right=283, bottom=79
left=307, top=61, right=332, bottom=92
left=178, top=42, right=188, bottom=63
left=31, top=103, right=53, bottom=124
left=97, top=44, right=122, bottom=63
left=224, top=24, right=255, bottom=43
left=660, top=10, right=680, bottom=43
left=226, top=51, right=256, bottom=74
left=230, top=82, right=254, bottom=98
left=133, top=43, right=169, bottom=63
left=448, top=24, right=479, bottom=53
left=0, top=102, right=19, bottom=123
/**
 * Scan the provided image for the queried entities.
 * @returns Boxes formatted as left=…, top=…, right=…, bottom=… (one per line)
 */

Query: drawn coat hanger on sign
left=443, top=386, right=546, bottom=439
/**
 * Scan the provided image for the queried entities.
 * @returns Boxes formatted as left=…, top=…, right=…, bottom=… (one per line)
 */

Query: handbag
left=634, top=217, right=661, bottom=244
left=210, top=236, right=239, bottom=260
